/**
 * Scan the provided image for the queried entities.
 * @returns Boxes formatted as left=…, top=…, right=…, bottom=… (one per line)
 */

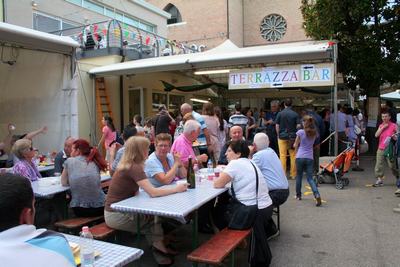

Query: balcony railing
left=49, top=19, right=197, bottom=58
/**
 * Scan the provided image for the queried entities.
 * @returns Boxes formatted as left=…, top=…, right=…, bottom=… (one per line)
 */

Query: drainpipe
left=226, top=0, right=229, bottom=39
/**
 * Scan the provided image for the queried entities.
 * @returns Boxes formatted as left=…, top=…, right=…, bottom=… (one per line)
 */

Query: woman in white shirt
left=214, top=139, right=273, bottom=267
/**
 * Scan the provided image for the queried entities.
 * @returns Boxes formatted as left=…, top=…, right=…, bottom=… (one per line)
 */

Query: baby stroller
left=316, top=142, right=355, bottom=190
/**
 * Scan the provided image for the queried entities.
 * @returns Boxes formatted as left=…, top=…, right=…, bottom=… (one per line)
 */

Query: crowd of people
left=3, top=98, right=400, bottom=267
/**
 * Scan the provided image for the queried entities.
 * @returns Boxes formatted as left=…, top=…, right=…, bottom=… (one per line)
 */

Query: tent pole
left=333, top=43, right=338, bottom=155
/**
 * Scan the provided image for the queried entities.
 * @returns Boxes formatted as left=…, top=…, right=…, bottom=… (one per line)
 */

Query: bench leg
left=230, top=249, right=235, bottom=267
left=276, top=206, right=280, bottom=232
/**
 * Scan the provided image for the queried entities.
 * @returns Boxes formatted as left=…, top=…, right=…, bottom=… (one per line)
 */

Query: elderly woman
left=214, top=139, right=273, bottom=267
left=12, top=139, right=41, bottom=181
left=145, top=133, right=186, bottom=187
left=105, top=136, right=187, bottom=266
left=61, top=139, right=107, bottom=217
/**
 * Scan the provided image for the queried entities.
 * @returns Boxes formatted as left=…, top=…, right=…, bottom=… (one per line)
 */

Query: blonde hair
left=117, top=136, right=150, bottom=170
left=303, top=115, right=317, bottom=137
left=12, top=139, right=32, bottom=159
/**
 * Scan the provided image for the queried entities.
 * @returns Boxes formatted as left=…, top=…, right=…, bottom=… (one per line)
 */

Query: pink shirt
left=102, top=126, right=116, bottom=149
left=378, top=121, right=397, bottom=150
left=170, top=134, right=195, bottom=164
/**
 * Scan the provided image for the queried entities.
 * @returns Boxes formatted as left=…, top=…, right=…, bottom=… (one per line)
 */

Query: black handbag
left=228, top=161, right=259, bottom=230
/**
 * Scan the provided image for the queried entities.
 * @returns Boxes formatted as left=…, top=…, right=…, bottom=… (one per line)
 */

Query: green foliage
left=301, top=0, right=400, bottom=96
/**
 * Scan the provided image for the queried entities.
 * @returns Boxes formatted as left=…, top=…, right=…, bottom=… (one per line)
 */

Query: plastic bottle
left=80, top=226, right=95, bottom=267
left=193, top=163, right=201, bottom=183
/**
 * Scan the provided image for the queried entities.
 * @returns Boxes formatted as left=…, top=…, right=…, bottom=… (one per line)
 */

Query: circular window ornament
left=260, top=14, right=287, bottom=42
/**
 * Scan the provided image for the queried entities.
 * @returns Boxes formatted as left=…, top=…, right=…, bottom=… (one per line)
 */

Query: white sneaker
left=373, top=179, right=384, bottom=187
left=393, top=208, right=400, bottom=213
left=395, top=189, right=400, bottom=196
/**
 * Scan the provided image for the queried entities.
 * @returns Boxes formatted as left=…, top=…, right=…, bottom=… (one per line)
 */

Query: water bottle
left=207, top=159, right=214, bottom=180
left=80, top=226, right=95, bottom=267
left=193, top=163, right=201, bottom=183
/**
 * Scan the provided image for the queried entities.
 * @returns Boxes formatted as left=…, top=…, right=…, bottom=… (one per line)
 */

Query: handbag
left=227, top=161, right=259, bottom=230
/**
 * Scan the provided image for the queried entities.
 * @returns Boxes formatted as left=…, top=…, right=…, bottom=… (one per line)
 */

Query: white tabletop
left=32, top=174, right=112, bottom=198
left=110, top=180, right=228, bottom=223
left=64, top=234, right=143, bottom=267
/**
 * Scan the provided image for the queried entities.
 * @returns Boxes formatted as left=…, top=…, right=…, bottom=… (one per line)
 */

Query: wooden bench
left=187, top=228, right=251, bottom=266
left=89, top=222, right=116, bottom=241
left=54, top=216, right=104, bottom=233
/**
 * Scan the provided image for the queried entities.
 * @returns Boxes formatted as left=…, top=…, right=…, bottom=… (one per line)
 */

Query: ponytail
left=87, top=147, right=108, bottom=171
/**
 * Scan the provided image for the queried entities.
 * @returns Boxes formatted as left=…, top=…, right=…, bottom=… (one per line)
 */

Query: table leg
left=136, top=215, right=141, bottom=246
left=192, top=210, right=199, bottom=267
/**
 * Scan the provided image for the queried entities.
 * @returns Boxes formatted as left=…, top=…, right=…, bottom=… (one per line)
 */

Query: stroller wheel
left=336, top=181, right=344, bottom=190
left=343, top=178, right=349, bottom=186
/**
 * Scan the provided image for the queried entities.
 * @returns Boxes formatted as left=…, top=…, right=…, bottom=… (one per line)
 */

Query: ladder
left=95, top=77, right=113, bottom=141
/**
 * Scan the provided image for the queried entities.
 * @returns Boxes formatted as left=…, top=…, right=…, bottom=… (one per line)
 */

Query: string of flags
left=73, top=20, right=195, bottom=54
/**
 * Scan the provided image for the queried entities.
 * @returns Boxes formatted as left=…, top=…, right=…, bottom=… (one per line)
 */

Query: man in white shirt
left=252, top=133, right=289, bottom=239
left=0, top=173, right=75, bottom=267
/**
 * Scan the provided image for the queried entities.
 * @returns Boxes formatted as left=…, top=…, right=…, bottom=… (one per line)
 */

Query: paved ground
left=121, top=156, right=400, bottom=266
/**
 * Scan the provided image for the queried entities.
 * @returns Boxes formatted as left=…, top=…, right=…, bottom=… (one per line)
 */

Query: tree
left=301, top=0, right=400, bottom=97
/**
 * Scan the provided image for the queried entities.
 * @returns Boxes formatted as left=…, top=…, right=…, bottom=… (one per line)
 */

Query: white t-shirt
left=223, top=158, right=272, bottom=209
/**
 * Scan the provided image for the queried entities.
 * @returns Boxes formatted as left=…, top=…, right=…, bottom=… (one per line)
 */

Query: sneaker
left=295, top=195, right=302, bottom=200
left=315, top=197, right=322, bottom=207
left=372, top=179, right=384, bottom=187
left=267, top=229, right=280, bottom=241
left=395, top=189, right=400, bottom=196
left=393, top=208, right=400, bottom=213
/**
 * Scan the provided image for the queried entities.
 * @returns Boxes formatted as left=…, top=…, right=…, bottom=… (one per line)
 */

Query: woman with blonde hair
left=293, top=115, right=322, bottom=206
left=104, top=136, right=187, bottom=266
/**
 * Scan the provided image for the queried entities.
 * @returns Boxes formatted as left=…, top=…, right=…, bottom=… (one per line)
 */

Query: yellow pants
left=278, top=138, right=296, bottom=178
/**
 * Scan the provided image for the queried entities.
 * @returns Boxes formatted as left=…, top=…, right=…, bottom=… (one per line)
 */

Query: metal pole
left=333, top=43, right=338, bottom=155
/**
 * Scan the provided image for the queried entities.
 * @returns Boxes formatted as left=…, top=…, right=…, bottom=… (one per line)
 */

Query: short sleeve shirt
left=275, top=107, right=299, bottom=139
left=144, top=152, right=177, bottom=187
left=64, top=156, right=105, bottom=208
left=154, top=114, right=172, bottom=135
left=378, top=122, right=397, bottom=150
left=170, top=134, right=195, bottom=165
left=105, top=163, right=147, bottom=211
left=192, top=111, right=207, bottom=144
left=102, top=126, right=116, bottom=148
left=296, top=129, right=316, bottom=159
left=223, top=158, right=272, bottom=209
left=111, top=146, right=125, bottom=172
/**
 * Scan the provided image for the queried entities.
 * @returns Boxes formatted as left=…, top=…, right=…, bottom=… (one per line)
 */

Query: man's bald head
left=180, top=103, right=193, bottom=116
left=229, top=126, right=243, bottom=141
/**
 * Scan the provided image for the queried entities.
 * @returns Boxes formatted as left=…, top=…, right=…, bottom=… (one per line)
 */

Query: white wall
left=0, top=46, right=75, bottom=154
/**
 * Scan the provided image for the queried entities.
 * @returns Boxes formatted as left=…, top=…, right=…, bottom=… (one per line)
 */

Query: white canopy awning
left=89, top=40, right=333, bottom=76
left=381, top=90, right=400, bottom=101
left=0, top=22, right=79, bottom=55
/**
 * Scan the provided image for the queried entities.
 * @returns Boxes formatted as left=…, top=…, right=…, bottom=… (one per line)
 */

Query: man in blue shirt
left=275, top=98, right=300, bottom=179
left=264, top=100, right=280, bottom=155
left=252, top=133, right=289, bottom=240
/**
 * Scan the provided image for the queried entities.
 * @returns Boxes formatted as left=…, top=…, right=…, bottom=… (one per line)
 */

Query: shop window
left=152, top=92, right=167, bottom=111
left=164, top=3, right=182, bottom=24
left=169, top=95, right=185, bottom=111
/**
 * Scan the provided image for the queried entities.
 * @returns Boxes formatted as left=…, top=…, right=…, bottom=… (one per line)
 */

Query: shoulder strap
left=230, top=160, right=259, bottom=205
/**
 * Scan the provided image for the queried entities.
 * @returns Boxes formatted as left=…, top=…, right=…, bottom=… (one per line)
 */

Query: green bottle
left=187, top=156, right=196, bottom=189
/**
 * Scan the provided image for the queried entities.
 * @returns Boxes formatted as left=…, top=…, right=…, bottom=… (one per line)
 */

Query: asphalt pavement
left=125, top=156, right=400, bottom=267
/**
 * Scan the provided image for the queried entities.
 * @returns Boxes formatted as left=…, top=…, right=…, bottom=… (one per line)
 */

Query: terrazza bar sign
left=229, top=63, right=334, bottom=90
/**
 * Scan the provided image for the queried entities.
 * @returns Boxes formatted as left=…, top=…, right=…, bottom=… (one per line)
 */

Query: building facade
left=147, top=0, right=308, bottom=50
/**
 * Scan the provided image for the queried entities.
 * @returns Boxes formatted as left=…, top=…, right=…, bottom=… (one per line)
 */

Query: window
left=260, top=14, right=287, bottom=42
left=33, top=12, right=78, bottom=33
left=164, top=3, right=182, bottom=25
left=124, top=16, right=139, bottom=28
left=105, top=8, right=115, bottom=18
left=169, top=95, right=185, bottom=111
left=152, top=92, right=167, bottom=111
left=82, top=0, right=104, bottom=13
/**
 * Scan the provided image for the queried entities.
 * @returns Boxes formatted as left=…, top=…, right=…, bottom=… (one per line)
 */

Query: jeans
left=296, top=158, right=320, bottom=198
